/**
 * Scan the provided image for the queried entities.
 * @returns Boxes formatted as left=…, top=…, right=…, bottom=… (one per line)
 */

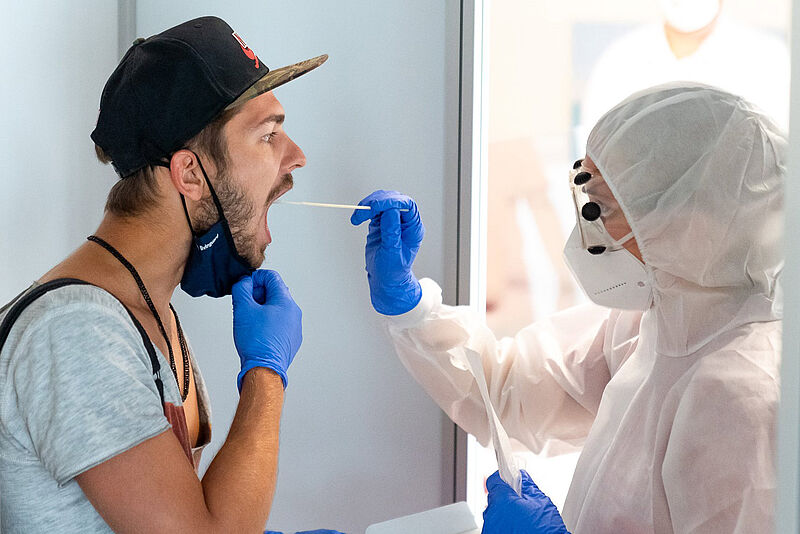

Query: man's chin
left=251, top=247, right=267, bottom=269
left=236, top=247, right=265, bottom=270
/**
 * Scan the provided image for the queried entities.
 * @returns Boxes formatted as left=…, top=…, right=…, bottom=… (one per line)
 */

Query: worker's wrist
left=370, top=276, right=422, bottom=315
left=381, top=277, right=440, bottom=328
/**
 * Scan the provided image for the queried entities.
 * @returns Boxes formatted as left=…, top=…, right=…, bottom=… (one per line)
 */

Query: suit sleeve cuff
left=380, top=278, right=442, bottom=329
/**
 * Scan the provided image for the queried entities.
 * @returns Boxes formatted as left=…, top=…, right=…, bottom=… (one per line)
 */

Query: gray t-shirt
left=0, top=282, right=212, bottom=532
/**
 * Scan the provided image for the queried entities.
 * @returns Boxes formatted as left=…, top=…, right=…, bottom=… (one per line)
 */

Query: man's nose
left=285, top=135, right=306, bottom=172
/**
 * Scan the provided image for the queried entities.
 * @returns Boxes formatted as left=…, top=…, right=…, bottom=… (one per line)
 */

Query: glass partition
left=467, top=0, right=791, bottom=517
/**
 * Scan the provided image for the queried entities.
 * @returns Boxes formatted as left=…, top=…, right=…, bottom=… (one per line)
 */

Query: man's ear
left=167, top=149, right=205, bottom=201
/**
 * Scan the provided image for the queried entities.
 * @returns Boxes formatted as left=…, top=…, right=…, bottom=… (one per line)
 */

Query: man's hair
left=99, top=107, right=238, bottom=217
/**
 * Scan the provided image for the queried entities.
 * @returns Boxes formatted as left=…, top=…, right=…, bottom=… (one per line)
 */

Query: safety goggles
left=569, top=159, right=632, bottom=255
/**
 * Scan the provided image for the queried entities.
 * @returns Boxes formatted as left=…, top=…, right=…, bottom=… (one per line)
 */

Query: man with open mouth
left=0, top=16, right=330, bottom=533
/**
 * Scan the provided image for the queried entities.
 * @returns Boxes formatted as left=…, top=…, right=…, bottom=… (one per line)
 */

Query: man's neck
left=41, top=209, right=192, bottom=317
left=90, top=214, right=191, bottom=312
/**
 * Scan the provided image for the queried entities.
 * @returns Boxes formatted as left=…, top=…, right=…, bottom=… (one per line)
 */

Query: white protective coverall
left=384, top=83, right=785, bottom=533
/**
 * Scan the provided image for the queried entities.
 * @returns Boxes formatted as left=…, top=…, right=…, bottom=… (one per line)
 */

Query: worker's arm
left=77, top=367, right=284, bottom=533
left=387, top=281, right=637, bottom=454
left=75, top=269, right=301, bottom=532
left=352, top=190, right=642, bottom=454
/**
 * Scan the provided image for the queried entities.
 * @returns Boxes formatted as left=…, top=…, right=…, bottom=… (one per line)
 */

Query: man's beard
left=193, top=168, right=263, bottom=268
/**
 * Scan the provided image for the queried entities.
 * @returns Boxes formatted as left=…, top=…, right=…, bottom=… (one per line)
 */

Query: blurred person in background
left=580, top=0, right=789, bottom=138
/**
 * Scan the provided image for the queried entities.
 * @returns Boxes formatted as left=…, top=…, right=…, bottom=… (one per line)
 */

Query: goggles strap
left=611, top=230, right=635, bottom=249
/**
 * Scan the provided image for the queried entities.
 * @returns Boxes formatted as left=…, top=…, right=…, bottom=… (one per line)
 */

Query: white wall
left=134, top=2, right=461, bottom=533
left=0, top=1, right=119, bottom=299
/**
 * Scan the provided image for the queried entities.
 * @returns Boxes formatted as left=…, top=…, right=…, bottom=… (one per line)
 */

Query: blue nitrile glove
left=350, top=190, right=425, bottom=315
left=264, top=530, right=346, bottom=534
left=232, top=270, right=302, bottom=391
left=482, top=470, right=570, bottom=534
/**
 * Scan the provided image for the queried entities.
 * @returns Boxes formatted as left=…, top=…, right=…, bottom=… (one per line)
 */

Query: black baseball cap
left=91, top=16, right=327, bottom=178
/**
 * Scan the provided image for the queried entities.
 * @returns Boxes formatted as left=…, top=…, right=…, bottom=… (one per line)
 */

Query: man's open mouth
left=264, top=177, right=294, bottom=245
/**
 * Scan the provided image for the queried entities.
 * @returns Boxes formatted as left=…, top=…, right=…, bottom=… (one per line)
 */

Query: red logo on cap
left=232, top=31, right=259, bottom=69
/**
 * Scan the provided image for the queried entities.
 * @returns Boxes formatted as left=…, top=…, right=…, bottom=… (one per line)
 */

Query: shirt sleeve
left=384, top=278, right=642, bottom=455
left=7, top=296, right=171, bottom=486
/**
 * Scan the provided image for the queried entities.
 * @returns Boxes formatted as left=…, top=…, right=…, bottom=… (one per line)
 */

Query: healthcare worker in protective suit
left=351, top=82, right=785, bottom=533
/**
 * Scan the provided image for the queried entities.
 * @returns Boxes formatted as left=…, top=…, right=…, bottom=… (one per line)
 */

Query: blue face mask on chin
left=173, top=153, right=254, bottom=298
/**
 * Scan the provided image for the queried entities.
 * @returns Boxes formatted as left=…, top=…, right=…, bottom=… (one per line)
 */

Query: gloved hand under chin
left=232, top=269, right=302, bottom=391
left=482, top=470, right=570, bottom=534
left=350, top=190, right=425, bottom=316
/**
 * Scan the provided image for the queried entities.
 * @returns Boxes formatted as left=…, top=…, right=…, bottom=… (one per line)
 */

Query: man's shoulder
left=2, top=280, right=128, bottom=323
left=0, top=281, right=141, bottom=362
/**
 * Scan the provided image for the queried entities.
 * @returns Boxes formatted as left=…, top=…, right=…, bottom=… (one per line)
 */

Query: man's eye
left=263, top=132, right=278, bottom=143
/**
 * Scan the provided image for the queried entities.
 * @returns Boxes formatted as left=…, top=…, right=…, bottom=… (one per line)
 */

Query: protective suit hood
left=586, top=82, right=785, bottom=356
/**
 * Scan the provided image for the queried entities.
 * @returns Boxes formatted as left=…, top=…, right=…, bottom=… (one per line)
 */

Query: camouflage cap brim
left=225, top=54, right=328, bottom=110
